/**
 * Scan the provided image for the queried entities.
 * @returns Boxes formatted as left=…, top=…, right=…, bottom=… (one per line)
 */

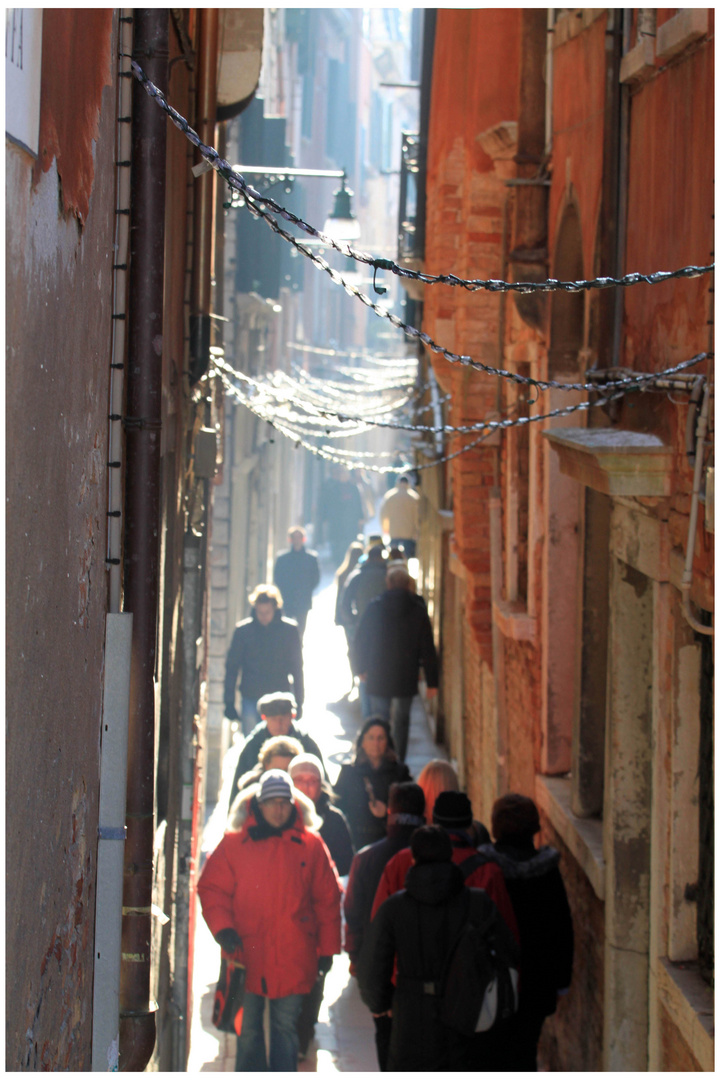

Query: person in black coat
left=228, top=693, right=326, bottom=813
left=224, top=585, right=304, bottom=734
left=344, top=782, right=426, bottom=1070
left=353, top=566, right=439, bottom=760
left=360, top=826, right=520, bottom=1072
left=477, top=793, right=574, bottom=1071
left=288, top=753, right=356, bottom=1057
left=334, top=718, right=412, bottom=852
left=273, top=527, right=320, bottom=639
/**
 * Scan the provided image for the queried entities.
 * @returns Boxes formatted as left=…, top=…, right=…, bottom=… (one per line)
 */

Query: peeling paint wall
left=423, top=7, right=713, bottom=1072
left=5, top=11, right=116, bottom=1070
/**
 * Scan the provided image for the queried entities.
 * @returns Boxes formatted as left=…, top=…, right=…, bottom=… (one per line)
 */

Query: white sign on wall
left=6, top=8, right=43, bottom=157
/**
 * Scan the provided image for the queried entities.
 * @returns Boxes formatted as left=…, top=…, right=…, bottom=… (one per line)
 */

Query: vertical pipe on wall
left=108, top=9, right=134, bottom=613
left=119, top=8, right=168, bottom=1071
left=189, top=7, right=219, bottom=385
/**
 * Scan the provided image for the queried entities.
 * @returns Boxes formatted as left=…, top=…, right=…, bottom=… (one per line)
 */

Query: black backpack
left=440, top=880, right=520, bottom=1037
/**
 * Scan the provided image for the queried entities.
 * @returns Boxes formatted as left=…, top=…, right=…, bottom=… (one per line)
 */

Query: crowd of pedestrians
left=200, top=506, right=574, bottom=1071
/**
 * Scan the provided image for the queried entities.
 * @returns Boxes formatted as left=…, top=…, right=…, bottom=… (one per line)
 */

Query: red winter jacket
left=371, top=843, right=520, bottom=943
left=198, top=788, right=342, bottom=998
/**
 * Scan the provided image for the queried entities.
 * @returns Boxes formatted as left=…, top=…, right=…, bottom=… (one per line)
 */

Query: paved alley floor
left=187, top=561, right=447, bottom=1072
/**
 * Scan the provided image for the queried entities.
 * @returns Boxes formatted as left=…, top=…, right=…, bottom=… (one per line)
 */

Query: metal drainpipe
left=544, top=9, right=554, bottom=159
left=108, top=9, right=134, bottom=613
left=189, top=7, right=219, bottom=385
left=119, top=9, right=168, bottom=1071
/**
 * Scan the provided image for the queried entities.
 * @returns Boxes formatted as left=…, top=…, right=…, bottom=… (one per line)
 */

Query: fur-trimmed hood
left=227, top=782, right=322, bottom=833
left=476, top=842, right=560, bottom=880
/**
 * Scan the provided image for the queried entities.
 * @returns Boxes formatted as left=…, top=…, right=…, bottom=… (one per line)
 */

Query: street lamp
left=230, top=165, right=360, bottom=243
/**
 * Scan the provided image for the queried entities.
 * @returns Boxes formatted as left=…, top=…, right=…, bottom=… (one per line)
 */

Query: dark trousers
left=373, top=1014, right=393, bottom=1071
left=296, top=974, right=326, bottom=1055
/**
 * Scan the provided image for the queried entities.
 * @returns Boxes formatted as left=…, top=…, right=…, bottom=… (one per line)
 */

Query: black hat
left=257, top=692, right=297, bottom=717
left=411, top=825, right=453, bottom=864
left=432, top=791, right=473, bottom=830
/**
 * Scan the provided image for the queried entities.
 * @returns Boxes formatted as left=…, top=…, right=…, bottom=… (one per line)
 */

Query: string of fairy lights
left=131, top=62, right=714, bottom=474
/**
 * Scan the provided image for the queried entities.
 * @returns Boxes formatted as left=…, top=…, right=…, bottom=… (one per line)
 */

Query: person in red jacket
left=198, top=769, right=342, bottom=1071
left=370, top=791, right=519, bottom=943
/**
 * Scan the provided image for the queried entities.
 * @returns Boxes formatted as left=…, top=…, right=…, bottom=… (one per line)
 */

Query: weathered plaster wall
left=5, top=12, right=116, bottom=1070
left=540, top=823, right=605, bottom=1072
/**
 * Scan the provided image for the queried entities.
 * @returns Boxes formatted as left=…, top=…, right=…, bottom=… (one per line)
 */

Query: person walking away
left=339, top=542, right=389, bottom=714
left=360, top=826, right=520, bottom=1072
left=334, top=718, right=412, bottom=851
left=379, top=475, right=420, bottom=558
left=231, top=735, right=305, bottom=798
left=344, top=782, right=426, bottom=1070
left=228, top=693, right=326, bottom=813
left=224, top=585, right=304, bottom=735
left=198, top=770, right=342, bottom=1071
left=353, top=565, right=439, bottom=757
left=386, top=545, right=417, bottom=591
left=476, top=793, right=574, bottom=1070
left=334, top=540, right=364, bottom=690
left=288, top=753, right=355, bottom=1058
left=371, top=792, right=518, bottom=943
left=417, top=759, right=490, bottom=846
left=317, top=465, right=365, bottom=567
left=273, top=527, right=320, bottom=640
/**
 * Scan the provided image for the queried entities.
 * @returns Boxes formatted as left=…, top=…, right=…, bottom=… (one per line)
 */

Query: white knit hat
left=288, top=753, right=323, bottom=781
left=257, top=769, right=294, bottom=802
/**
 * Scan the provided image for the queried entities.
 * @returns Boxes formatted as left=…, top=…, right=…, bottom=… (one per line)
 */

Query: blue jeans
left=369, top=695, right=414, bottom=762
left=235, top=991, right=304, bottom=1071
left=240, top=698, right=261, bottom=737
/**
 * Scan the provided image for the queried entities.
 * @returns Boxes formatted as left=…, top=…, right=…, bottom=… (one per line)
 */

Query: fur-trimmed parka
left=198, top=785, right=342, bottom=999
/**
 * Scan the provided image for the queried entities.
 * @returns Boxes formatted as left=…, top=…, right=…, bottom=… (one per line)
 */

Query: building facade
left=414, top=8, right=713, bottom=1070
left=6, top=8, right=263, bottom=1070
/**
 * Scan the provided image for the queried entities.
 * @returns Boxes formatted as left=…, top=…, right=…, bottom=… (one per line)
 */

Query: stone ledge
left=535, top=774, right=605, bottom=900
left=620, top=36, right=656, bottom=84
left=544, top=427, right=673, bottom=497
left=656, top=9, right=708, bottom=62
left=657, top=958, right=714, bottom=1070
left=493, top=599, right=537, bottom=643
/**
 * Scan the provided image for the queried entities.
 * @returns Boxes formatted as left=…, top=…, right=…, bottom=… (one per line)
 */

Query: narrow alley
left=6, top=9, right=713, bottom=1073
left=187, top=554, right=446, bottom=1072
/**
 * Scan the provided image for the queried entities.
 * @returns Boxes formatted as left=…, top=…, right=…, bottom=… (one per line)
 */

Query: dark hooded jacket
left=224, top=607, right=304, bottom=711
left=477, top=842, right=573, bottom=1018
left=353, top=587, right=439, bottom=697
left=339, top=556, right=388, bottom=628
left=360, top=861, right=518, bottom=1071
left=343, top=812, right=425, bottom=970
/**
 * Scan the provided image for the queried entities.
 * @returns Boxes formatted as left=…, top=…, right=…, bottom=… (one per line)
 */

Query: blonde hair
left=249, top=582, right=283, bottom=609
left=417, top=759, right=460, bottom=826
left=259, top=735, right=304, bottom=769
